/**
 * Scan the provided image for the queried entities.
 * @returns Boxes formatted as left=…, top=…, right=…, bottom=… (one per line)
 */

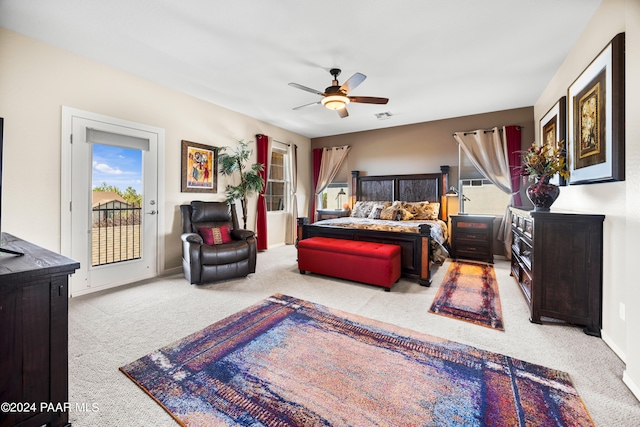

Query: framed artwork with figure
left=539, top=96, right=567, bottom=186
left=181, top=140, right=218, bottom=193
left=567, top=33, right=625, bottom=185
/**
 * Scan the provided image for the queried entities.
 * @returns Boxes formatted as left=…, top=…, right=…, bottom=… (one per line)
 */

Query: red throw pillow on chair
left=198, top=225, right=232, bottom=245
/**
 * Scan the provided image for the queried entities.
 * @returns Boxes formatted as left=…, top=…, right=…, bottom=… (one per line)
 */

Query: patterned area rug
left=120, top=294, right=593, bottom=426
left=430, top=261, right=504, bottom=330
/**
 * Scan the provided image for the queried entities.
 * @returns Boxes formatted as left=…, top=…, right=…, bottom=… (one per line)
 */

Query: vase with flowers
left=520, top=141, right=569, bottom=211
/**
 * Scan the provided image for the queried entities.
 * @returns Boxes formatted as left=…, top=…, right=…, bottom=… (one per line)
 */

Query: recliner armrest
left=231, top=229, right=255, bottom=241
left=181, top=233, right=203, bottom=244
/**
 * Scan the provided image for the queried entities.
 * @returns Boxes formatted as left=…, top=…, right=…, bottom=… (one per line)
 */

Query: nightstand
left=317, top=209, right=350, bottom=220
left=450, top=214, right=494, bottom=264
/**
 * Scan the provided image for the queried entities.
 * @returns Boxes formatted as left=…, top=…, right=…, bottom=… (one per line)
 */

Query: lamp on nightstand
left=445, top=187, right=460, bottom=245
left=445, top=187, right=461, bottom=217
left=336, top=188, right=346, bottom=209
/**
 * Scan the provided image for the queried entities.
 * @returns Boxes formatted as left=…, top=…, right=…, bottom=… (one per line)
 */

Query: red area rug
left=430, top=261, right=504, bottom=330
left=120, top=294, right=592, bottom=426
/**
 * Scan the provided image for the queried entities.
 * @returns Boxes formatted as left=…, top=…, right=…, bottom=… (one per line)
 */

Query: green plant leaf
left=217, top=139, right=265, bottom=228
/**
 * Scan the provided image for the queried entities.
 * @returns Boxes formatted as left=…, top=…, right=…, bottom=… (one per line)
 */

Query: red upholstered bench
left=297, top=237, right=401, bottom=291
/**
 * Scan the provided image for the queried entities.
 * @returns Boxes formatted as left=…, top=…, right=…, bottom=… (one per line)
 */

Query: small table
left=450, top=214, right=495, bottom=264
left=317, top=209, right=350, bottom=221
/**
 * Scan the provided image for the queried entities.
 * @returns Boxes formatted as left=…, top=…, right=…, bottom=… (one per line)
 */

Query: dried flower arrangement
left=520, top=141, right=569, bottom=182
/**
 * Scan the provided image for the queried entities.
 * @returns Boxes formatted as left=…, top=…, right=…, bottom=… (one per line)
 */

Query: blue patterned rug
left=120, top=294, right=593, bottom=426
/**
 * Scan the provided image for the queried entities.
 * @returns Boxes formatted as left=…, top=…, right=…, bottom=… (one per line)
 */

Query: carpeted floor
left=68, top=244, right=640, bottom=426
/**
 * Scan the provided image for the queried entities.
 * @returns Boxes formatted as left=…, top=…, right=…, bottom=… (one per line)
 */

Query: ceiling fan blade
left=349, top=96, right=389, bottom=104
left=288, top=82, right=325, bottom=96
left=337, top=107, right=349, bottom=118
left=292, top=101, right=321, bottom=110
left=340, top=72, right=366, bottom=93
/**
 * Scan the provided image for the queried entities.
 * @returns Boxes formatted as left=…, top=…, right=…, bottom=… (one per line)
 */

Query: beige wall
left=0, top=28, right=311, bottom=271
left=311, top=106, right=534, bottom=205
left=535, top=0, right=639, bottom=398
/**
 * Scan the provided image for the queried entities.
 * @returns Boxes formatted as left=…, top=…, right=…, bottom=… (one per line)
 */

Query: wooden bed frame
left=297, top=166, right=450, bottom=286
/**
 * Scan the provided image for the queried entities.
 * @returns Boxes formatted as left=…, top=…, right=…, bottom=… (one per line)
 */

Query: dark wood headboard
left=350, top=166, right=450, bottom=219
left=351, top=166, right=450, bottom=203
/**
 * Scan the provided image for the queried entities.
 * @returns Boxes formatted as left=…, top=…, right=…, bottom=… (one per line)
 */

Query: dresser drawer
left=520, top=239, right=533, bottom=270
left=520, top=266, right=533, bottom=305
left=456, top=229, right=489, bottom=241
left=512, top=232, right=522, bottom=256
left=511, top=231, right=532, bottom=268
left=457, top=221, right=489, bottom=231
left=456, top=243, right=490, bottom=259
left=523, top=218, right=533, bottom=238
left=511, top=256, right=521, bottom=281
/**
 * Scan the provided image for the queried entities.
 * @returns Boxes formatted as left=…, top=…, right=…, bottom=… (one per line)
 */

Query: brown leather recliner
left=180, top=201, right=256, bottom=284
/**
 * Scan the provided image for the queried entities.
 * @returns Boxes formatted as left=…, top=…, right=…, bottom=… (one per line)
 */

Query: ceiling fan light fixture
left=321, top=95, right=350, bottom=110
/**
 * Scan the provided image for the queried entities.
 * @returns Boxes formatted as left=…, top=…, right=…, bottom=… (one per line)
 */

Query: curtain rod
left=272, top=140, right=290, bottom=147
left=452, top=126, right=522, bottom=137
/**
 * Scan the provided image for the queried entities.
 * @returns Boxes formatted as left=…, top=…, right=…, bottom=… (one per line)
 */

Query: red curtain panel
left=256, top=134, right=269, bottom=250
left=505, top=125, right=522, bottom=206
left=311, top=148, right=323, bottom=222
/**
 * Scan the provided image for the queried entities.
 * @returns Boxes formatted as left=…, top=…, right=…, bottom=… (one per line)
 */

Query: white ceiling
left=0, top=0, right=602, bottom=139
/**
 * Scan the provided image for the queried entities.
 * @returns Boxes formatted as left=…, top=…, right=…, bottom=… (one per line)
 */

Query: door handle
left=146, top=210, right=157, bottom=215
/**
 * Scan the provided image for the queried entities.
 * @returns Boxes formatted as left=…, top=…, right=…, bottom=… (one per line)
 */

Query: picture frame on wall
left=181, top=140, right=218, bottom=193
left=567, top=32, right=625, bottom=185
left=539, top=96, right=567, bottom=186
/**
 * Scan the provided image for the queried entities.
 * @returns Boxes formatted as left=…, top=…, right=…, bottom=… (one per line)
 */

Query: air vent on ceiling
left=375, top=111, right=393, bottom=120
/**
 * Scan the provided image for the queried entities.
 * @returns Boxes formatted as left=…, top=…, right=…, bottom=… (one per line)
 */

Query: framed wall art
left=539, top=96, right=567, bottom=186
left=567, top=32, right=625, bottom=185
left=181, top=140, right=218, bottom=193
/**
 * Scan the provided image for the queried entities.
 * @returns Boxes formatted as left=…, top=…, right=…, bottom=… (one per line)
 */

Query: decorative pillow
left=379, top=205, right=397, bottom=220
left=351, top=201, right=390, bottom=218
left=396, top=208, right=415, bottom=221
left=367, top=203, right=386, bottom=219
left=400, top=201, right=426, bottom=217
left=350, top=201, right=369, bottom=218
left=421, top=202, right=440, bottom=220
left=198, top=225, right=232, bottom=245
left=401, top=201, right=440, bottom=220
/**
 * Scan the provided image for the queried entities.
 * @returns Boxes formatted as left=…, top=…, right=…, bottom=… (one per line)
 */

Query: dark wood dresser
left=509, top=208, right=604, bottom=336
left=0, top=233, right=80, bottom=427
left=450, top=214, right=494, bottom=264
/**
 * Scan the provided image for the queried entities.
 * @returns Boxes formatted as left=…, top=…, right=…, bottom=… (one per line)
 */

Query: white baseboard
left=162, top=266, right=183, bottom=277
left=266, top=242, right=286, bottom=249
left=70, top=272, right=157, bottom=297
left=623, top=371, right=640, bottom=402
left=601, top=329, right=626, bottom=362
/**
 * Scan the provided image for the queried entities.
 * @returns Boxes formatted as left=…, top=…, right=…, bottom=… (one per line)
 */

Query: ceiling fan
left=288, top=68, right=389, bottom=118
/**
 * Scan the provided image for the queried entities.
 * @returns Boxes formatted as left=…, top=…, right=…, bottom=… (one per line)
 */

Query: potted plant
left=218, top=140, right=265, bottom=229
left=520, top=141, right=569, bottom=211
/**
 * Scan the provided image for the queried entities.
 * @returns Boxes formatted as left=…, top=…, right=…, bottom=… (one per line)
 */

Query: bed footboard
left=297, top=218, right=432, bottom=286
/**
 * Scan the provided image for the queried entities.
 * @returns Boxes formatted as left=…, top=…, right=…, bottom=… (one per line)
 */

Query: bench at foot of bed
left=297, top=237, right=401, bottom=291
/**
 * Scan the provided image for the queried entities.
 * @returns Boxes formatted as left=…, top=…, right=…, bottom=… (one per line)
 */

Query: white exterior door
left=61, top=107, right=164, bottom=296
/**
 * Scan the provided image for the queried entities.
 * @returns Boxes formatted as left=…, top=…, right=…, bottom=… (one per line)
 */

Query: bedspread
left=313, top=217, right=450, bottom=264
